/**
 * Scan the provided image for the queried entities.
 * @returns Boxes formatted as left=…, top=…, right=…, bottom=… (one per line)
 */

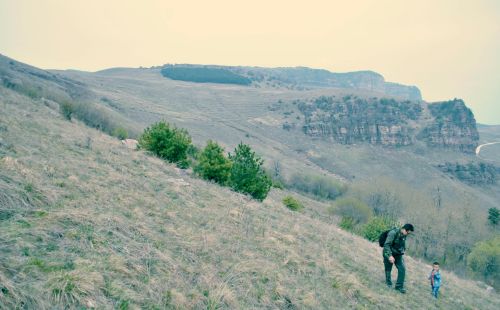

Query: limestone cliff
left=419, top=99, right=479, bottom=153
left=297, top=96, right=478, bottom=152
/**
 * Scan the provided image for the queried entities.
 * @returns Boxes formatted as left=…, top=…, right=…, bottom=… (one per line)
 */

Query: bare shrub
left=333, top=197, right=372, bottom=225
left=288, top=173, right=346, bottom=200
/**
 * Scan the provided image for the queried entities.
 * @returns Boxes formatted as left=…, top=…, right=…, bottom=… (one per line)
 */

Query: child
left=428, top=262, right=442, bottom=298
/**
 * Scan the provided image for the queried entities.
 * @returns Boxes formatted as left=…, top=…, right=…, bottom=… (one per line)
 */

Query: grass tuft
left=48, top=270, right=103, bottom=307
left=282, top=195, right=304, bottom=211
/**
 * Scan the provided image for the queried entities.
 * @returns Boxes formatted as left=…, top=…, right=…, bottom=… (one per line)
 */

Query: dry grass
left=1, top=87, right=499, bottom=309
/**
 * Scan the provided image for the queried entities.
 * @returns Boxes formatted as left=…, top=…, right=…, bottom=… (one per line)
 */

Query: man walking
left=383, top=223, right=414, bottom=293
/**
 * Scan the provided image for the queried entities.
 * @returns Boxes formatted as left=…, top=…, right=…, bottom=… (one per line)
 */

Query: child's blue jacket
left=428, top=270, right=442, bottom=287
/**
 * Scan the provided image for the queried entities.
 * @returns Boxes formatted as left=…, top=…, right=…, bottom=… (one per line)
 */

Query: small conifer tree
left=488, top=207, right=499, bottom=226
left=138, top=121, right=192, bottom=166
left=228, top=143, right=272, bottom=201
left=195, top=140, right=232, bottom=185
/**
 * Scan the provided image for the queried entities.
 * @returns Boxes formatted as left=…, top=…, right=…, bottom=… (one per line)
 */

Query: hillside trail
left=475, top=141, right=500, bottom=155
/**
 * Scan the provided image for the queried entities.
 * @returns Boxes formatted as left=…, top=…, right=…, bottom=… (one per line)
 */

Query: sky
left=1, top=0, right=499, bottom=124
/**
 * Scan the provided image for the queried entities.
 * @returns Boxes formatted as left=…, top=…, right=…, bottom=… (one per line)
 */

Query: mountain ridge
left=158, top=63, right=422, bottom=100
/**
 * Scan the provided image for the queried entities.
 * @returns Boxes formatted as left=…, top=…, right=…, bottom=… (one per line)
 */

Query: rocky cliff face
left=419, top=99, right=479, bottom=153
left=297, top=96, right=479, bottom=152
left=299, top=96, right=422, bottom=146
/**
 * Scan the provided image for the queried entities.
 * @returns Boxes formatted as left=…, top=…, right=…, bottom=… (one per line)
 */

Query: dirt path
left=475, top=141, right=500, bottom=155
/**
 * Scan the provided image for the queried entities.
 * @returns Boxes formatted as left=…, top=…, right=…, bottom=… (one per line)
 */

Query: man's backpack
left=378, top=229, right=393, bottom=247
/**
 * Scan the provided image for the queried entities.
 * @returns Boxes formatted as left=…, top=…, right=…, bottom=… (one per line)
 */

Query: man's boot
left=395, top=287, right=407, bottom=294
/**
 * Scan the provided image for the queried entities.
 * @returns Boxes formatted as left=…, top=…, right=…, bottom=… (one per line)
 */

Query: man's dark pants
left=383, top=254, right=405, bottom=289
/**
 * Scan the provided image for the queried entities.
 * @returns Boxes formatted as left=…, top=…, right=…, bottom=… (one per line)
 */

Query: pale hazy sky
left=1, top=0, right=499, bottom=124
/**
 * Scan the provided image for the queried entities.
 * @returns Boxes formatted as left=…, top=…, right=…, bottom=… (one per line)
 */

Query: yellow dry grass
left=0, top=87, right=498, bottom=309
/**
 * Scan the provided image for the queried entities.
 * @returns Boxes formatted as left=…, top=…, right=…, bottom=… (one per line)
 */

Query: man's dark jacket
left=383, top=228, right=407, bottom=258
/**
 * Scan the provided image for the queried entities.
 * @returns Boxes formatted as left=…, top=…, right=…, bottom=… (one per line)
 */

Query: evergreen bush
left=362, top=216, right=397, bottom=242
left=138, top=121, right=192, bottom=166
left=229, top=143, right=271, bottom=201
left=194, top=140, right=232, bottom=185
left=488, top=208, right=499, bottom=226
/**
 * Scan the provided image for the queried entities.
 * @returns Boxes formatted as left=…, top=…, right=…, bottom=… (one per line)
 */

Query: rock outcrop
left=297, top=96, right=479, bottom=153
left=418, top=99, right=479, bottom=153
left=299, top=96, right=422, bottom=146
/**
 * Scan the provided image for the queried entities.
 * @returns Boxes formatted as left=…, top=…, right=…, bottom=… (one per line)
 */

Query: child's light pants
left=431, top=285, right=440, bottom=298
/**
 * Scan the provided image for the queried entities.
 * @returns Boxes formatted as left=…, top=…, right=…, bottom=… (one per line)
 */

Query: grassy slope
left=1, top=84, right=498, bottom=309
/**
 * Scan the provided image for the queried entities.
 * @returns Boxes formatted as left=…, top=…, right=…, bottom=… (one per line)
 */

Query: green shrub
left=138, top=121, right=192, bottom=166
left=362, top=216, right=398, bottom=242
left=468, top=236, right=500, bottom=288
left=282, top=196, right=303, bottom=211
left=229, top=143, right=272, bottom=201
left=187, top=144, right=200, bottom=158
left=333, top=197, right=372, bottom=225
left=339, top=217, right=355, bottom=231
left=488, top=207, right=499, bottom=226
left=272, top=179, right=285, bottom=189
left=176, top=159, right=191, bottom=169
left=194, top=140, right=232, bottom=184
left=112, top=127, right=128, bottom=140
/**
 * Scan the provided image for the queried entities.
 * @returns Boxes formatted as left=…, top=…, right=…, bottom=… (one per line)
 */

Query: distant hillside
left=0, top=54, right=141, bottom=138
left=477, top=124, right=500, bottom=142
left=0, top=53, right=91, bottom=102
left=477, top=124, right=500, bottom=164
left=160, top=64, right=422, bottom=100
